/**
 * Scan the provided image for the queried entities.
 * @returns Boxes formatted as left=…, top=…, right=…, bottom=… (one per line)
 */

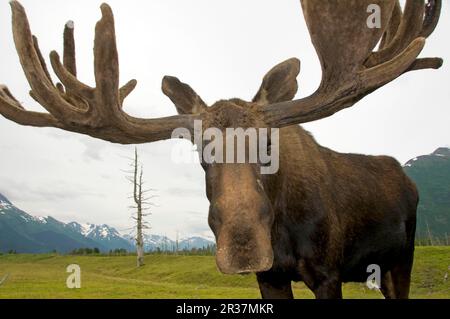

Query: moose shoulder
left=0, top=0, right=442, bottom=299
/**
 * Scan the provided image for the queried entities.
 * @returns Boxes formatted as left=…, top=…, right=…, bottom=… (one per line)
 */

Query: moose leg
left=311, top=277, right=342, bottom=299
left=380, top=271, right=396, bottom=299
left=257, top=272, right=294, bottom=299
left=389, top=258, right=413, bottom=299
left=298, top=260, right=342, bottom=299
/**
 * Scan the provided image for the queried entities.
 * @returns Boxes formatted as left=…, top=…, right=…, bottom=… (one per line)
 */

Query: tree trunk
left=136, top=202, right=144, bottom=267
left=134, top=148, right=145, bottom=267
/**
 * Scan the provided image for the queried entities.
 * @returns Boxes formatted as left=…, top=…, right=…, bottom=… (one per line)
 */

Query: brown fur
left=260, top=124, right=418, bottom=299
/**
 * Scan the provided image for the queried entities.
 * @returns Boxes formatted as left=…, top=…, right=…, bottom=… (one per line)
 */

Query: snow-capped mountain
left=67, top=222, right=120, bottom=240
left=0, top=193, right=132, bottom=253
left=404, top=147, right=450, bottom=168
left=124, top=234, right=215, bottom=252
left=178, top=236, right=215, bottom=250
left=0, top=193, right=12, bottom=206
left=67, top=221, right=132, bottom=251
left=1, top=197, right=102, bottom=253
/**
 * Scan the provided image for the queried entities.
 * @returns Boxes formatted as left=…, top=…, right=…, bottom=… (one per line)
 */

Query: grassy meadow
left=0, top=247, right=448, bottom=299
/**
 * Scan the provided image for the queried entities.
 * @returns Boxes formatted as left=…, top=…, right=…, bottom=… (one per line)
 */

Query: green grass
left=0, top=247, right=448, bottom=299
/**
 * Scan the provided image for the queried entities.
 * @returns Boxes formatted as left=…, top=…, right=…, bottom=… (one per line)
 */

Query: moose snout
left=215, top=224, right=274, bottom=274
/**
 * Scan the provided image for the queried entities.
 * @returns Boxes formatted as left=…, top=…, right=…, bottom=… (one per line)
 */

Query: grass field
left=0, top=247, right=448, bottom=299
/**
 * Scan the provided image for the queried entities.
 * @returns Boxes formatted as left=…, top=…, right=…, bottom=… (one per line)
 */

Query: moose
left=0, top=1, right=443, bottom=299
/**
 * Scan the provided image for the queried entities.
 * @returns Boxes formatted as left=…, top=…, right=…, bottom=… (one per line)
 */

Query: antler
left=0, top=1, right=198, bottom=144
left=0, top=0, right=443, bottom=138
left=262, top=0, right=443, bottom=127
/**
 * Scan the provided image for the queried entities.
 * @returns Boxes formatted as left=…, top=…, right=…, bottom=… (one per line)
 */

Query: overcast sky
left=0, top=0, right=448, bottom=240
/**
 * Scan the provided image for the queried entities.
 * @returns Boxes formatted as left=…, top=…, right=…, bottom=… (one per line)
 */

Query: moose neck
left=261, top=125, right=330, bottom=270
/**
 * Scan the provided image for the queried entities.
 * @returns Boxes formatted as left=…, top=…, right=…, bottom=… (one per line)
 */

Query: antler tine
left=262, top=0, right=442, bottom=128
left=93, top=4, right=120, bottom=120
left=30, top=35, right=63, bottom=106
left=63, top=21, right=77, bottom=76
left=51, top=21, right=88, bottom=110
left=119, top=80, right=138, bottom=107
left=32, top=36, right=54, bottom=87
left=50, top=52, right=95, bottom=102
left=406, top=57, right=443, bottom=72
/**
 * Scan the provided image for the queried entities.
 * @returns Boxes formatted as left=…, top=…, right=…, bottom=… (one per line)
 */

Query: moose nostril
left=231, top=231, right=253, bottom=249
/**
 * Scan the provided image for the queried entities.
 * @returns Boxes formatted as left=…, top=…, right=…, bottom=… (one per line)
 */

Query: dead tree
left=126, top=148, right=155, bottom=267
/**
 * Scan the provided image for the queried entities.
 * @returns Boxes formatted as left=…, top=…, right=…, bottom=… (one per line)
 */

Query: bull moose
left=0, top=0, right=443, bottom=299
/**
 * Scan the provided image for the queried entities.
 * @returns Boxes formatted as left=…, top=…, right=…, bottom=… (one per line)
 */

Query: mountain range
left=0, top=195, right=133, bottom=253
left=0, top=194, right=214, bottom=253
left=123, top=234, right=215, bottom=252
left=403, top=147, right=450, bottom=241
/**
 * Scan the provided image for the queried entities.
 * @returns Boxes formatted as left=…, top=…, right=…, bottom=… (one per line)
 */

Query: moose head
left=0, top=0, right=442, bottom=275
left=163, top=61, right=300, bottom=273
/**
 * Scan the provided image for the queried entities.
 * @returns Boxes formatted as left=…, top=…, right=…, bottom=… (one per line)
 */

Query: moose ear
left=253, top=58, right=300, bottom=106
left=162, top=76, right=207, bottom=115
